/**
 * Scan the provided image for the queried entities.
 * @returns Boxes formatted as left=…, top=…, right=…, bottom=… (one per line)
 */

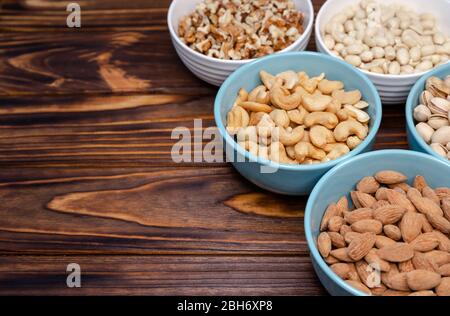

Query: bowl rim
left=304, top=149, right=450, bottom=296
left=405, top=62, right=450, bottom=164
left=167, top=0, right=315, bottom=65
left=314, top=0, right=449, bottom=80
left=214, top=51, right=383, bottom=172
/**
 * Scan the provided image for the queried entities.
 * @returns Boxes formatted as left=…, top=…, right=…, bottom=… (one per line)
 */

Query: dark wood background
left=0, top=0, right=407, bottom=295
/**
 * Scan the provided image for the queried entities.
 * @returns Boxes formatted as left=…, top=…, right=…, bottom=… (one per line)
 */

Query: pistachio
left=416, top=122, right=435, bottom=144
left=413, top=104, right=432, bottom=122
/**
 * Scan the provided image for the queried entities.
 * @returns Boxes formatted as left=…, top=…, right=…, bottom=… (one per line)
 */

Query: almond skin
left=377, top=243, right=414, bottom=263
left=407, top=188, right=443, bottom=217
left=433, top=230, right=450, bottom=252
left=324, top=255, right=340, bottom=265
left=426, top=250, right=450, bottom=266
left=374, top=170, right=408, bottom=184
left=365, top=249, right=390, bottom=272
left=375, top=235, right=397, bottom=249
left=328, top=232, right=346, bottom=248
left=388, top=272, right=409, bottom=291
left=386, top=189, right=416, bottom=212
left=422, top=186, right=440, bottom=206
left=344, top=208, right=373, bottom=225
left=330, top=248, right=354, bottom=263
left=419, top=213, right=434, bottom=233
left=321, top=203, right=339, bottom=231
left=413, top=175, right=428, bottom=192
left=383, top=225, right=402, bottom=241
left=406, top=270, right=441, bottom=291
left=375, top=187, right=389, bottom=200
left=350, top=191, right=363, bottom=209
left=426, top=212, right=450, bottom=234
left=336, top=196, right=349, bottom=215
left=399, top=260, right=415, bottom=273
left=331, top=263, right=351, bottom=279
left=400, top=212, right=422, bottom=243
left=436, top=277, right=450, bottom=296
left=410, top=233, right=440, bottom=252
left=438, top=263, right=450, bottom=277
left=354, top=191, right=377, bottom=208
left=412, top=251, right=438, bottom=272
left=373, top=205, right=405, bottom=225
left=442, top=198, right=450, bottom=221
left=357, top=176, right=380, bottom=194
left=328, top=215, right=345, bottom=232
left=348, top=232, right=376, bottom=261
left=351, top=219, right=383, bottom=234
left=318, top=232, right=332, bottom=258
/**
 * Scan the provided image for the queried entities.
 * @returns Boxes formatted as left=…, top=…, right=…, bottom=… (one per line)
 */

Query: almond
left=436, top=277, right=450, bottom=296
left=339, top=224, right=352, bottom=237
left=386, top=189, right=416, bottom=212
left=318, top=232, right=332, bottom=258
left=419, top=213, right=434, bottom=233
left=354, top=191, right=377, bottom=208
left=409, top=232, right=440, bottom=252
left=433, top=230, right=450, bottom=252
left=344, top=208, right=373, bottom=225
left=399, top=260, right=415, bottom=273
left=400, top=212, right=422, bottom=243
left=413, top=175, right=428, bottom=192
left=355, top=260, right=374, bottom=288
left=412, top=251, right=438, bottom=272
left=336, top=196, right=349, bottom=215
left=365, top=249, right=390, bottom=272
left=350, top=191, right=363, bottom=209
left=377, top=243, right=414, bottom=262
left=330, top=248, right=354, bottom=263
left=357, top=176, right=380, bottom=194
left=442, top=198, right=450, bottom=221
left=375, top=187, right=389, bottom=201
left=407, top=188, right=443, bottom=217
left=346, top=280, right=371, bottom=295
left=344, top=232, right=362, bottom=244
left=374, top=170, right=408, bottom=185
left=372, top=200, right=390, bottom=209
left=435, top=187, right=450, bottom=199
left=331, top=263, right=351, bottom=279
left=320, top=203, right=338, bottom=231
left=406, top=270, right=441, bottom=291
left=381, top=263, right=399, bottom=288
left=375, top=235, right=397, bottom=249
left=370, top=283, right=387, bottom=296
left=387, top=272, right=409, bottom=291
left=328, top=232, right=346, bottom=248
left=408, top=291, right=436, bottom=296
left=383, top=225, right=402, bottom=241
left=373, top=205, right=405, bottom=225
left=388, top=182, right=411, bottom=192
left=351, top=219, right=383, bottom=234
left=438, top=263, right=450, bottom=277
left=328, top=215, right=345, bottom=232
left=347, top=263, right=360, bottom=282
left=324, top=255, right=340, bottom=265
left=426, top=250, right=450, bottom=266
left=348, top=233, right=376, bottom=261
left=422, top=186, right=440, bottom=206
left=426, top=212, right=450, bottom=234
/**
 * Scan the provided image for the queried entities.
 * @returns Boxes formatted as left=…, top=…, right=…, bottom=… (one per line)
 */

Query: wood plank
left=0, top=255, right=326, bottom=295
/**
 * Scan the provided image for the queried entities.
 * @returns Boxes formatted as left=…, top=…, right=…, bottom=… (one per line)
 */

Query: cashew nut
left=346, top=135, right=363, bottom=149
left=260, top=70, right=276, bottom=90
left=269, top=109, right=290, bottom=128
left=334, top=120, right=368, bottom=142
left=286, top=145, right=296, bottom=160
left=272, top=126, right=305, bottom=146
left=323, top=143, right=350, bottom=160
left=276, top=70, right=299, bottom=90
left=304, top=112, right=339, bottom=129
left=326, top=99, right=342, bottom=114
left=237, top=126, right=258, bottom=143
left=310, top=125, right=336, bottom=148
left=256, top=113, right=275, bottom=138
left=344, top=105, right=371, bottom=123
left=287, top=107, right=309, bottom=125
left=332, top=89, right=362, bottom=105
left=318, top=79, right=344, bottom=95
left=226, top=105, right=249, bottom=135
left=248, top=85, right=270, bottom=104
left=302, top=94, right=333, bottom=112
left=294, top=142, right=326, bottom=163
left=270, top=78, right=303, bottom=110
left=239, top=101, right=272, bottom=113
left=336, top=108, right=357, bottom=121
left=238, top=140, right=259, bottom=156
left=270, top=142, right=296, bottom=164
left=299, top=73, right=325, bottom=93
left=249, top=111, right=266, bottom=126
left=233, top=88, right=249, bottom=106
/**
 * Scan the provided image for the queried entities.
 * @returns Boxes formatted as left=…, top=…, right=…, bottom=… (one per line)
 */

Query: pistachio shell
left=428, top=97, right=450, bottom=115
left=416, top=122, right=435, bottom=144
left=430, top=143, right=448, bottom=157
left=431, top=126, right=450, bottom=145
left=413, top=104, right=432, bottom=122
left=428, top=114, right=449, bottom=129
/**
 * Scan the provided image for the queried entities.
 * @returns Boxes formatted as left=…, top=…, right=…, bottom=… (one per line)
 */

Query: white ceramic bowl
left=315, top=0, right=450, bottom=104
left=167, top=0, right=314, bottom=86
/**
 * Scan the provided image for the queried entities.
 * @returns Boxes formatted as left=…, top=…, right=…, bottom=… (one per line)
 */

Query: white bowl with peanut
left=315, top=0, right=450, bottom=104
left=167, top=0, right=314, bottom=86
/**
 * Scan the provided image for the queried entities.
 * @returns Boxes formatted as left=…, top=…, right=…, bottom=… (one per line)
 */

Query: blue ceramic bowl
left=406, top=63, right=450, bottom=164
left=305, top=149, right=450, bottom=296
left=214, top=52, right=382, bottom=195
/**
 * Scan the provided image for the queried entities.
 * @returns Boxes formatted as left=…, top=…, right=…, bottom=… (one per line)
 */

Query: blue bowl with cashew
left=214, top=52, right=382, bottom=195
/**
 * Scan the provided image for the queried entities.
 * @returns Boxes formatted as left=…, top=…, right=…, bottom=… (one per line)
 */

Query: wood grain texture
left=0, top=0, right=409, bottom=295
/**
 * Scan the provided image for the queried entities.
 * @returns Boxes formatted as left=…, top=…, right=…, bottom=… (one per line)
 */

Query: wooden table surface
left=0, top=0, right=408, bottom=295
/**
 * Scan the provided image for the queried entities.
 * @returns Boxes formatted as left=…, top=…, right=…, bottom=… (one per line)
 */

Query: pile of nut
left=322, top=0, right=450, bottom=75
left=318, top=171, right=450, bottom=296
left=226, top=70, right=371, bottom=165
left=178, top=0, right=305, bottom=60
left=414, top=75, right=450, bottom=160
